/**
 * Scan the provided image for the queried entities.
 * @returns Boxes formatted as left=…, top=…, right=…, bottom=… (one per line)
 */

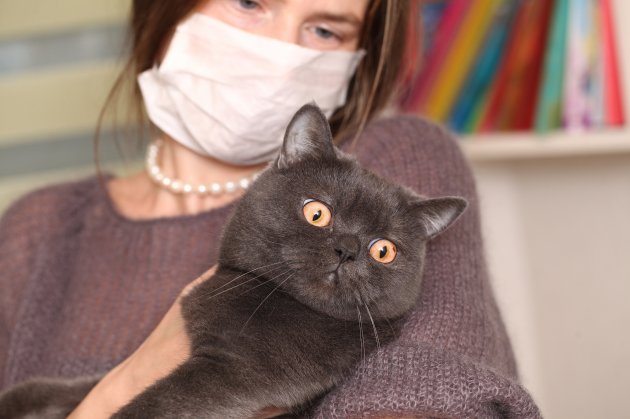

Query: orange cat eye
left=368, top=238, right=397, bottom=264
left=302, top=199, right=332, bottom=227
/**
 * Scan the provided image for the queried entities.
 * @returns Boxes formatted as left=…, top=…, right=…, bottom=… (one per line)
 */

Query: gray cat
left=0, top=104, right=467, bottom=418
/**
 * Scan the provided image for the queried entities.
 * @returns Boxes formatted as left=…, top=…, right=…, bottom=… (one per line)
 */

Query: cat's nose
left=334, top=235, right=360, bottom=263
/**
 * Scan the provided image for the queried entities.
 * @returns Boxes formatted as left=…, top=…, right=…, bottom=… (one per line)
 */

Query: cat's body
left=114, top=268, right=401, bottom=418
left=0, top=104, right=467, bottom=418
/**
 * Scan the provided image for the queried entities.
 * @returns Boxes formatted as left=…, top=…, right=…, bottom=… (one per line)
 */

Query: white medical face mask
left=138, top=13, right=365, bottom=165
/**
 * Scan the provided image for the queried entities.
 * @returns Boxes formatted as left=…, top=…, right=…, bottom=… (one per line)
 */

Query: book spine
left=535, top=0, right=570, bottom=132
left=601, top=0, right=626, bottom=125
left=590, top=0, right=605, bottom=128
left=422, top=0, right=502, bottom=123
left=401, top=0, right=470, bottom=113
left=448, top=0, right=520, bottom=133
left=477, top=0, right=531, bottom=132
left=512, top=0, right=555, bottom=131
left=563, top=0, right=592, bottom=130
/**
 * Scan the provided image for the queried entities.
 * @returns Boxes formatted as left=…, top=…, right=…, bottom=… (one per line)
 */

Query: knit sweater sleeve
left=0, top=180, right=91, bottom=388
left=0, top=190, right=49, bottom=387
left=311, top=116, right=541, bottom=418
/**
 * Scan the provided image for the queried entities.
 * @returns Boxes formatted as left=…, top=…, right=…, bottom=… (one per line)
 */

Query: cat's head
left=219, top=104, right=467, bottom=321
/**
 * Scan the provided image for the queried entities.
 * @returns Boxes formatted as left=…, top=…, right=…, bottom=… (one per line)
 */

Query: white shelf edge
left=459, top=128, right=630, bottom=161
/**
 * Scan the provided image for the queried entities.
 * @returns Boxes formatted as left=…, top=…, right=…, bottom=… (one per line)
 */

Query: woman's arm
left=0, top=192, right=48, bottom=388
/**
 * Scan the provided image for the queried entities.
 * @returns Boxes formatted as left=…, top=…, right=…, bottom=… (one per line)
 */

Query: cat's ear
left=412, top=197, right=468, bottom=239
left=277, top=103, right=336, bottom=169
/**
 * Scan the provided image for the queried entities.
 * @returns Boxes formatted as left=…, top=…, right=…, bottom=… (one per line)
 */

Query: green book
left=534, top=0, right=569, bottom=132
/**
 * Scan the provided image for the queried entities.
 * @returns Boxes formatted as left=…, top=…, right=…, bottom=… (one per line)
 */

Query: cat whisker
left=209, top=261, right=286, bottom=294
left=356, top=305, right=365, bottom=365
left=360, top=294, right=381, bottom=352
left=363, top=292, right=396, bottom=336
left=198, top=264, right=288, bottom=301
left=239, top=273, right=295, bottom=335
left=235, top=268, right=295, bottom=297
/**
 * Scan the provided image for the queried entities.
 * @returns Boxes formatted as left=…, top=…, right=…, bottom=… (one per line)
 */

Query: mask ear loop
left=349, top=0, right=393, bottom=152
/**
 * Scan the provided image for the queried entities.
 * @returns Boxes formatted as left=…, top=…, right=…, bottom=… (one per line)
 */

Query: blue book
left=421, top=1, right=449, bottom=56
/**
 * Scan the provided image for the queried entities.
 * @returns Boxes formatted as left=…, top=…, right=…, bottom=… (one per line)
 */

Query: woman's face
left=197, top=0, right=369, bottom=51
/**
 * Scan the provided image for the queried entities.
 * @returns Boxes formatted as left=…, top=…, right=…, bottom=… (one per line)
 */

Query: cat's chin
left=280, top=276, right=370, bottom=322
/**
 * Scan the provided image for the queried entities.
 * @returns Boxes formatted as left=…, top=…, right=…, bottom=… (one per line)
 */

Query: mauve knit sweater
left=0, top=116, right=541, bottom=418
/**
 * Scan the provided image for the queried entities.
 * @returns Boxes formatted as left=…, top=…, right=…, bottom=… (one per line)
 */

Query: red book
left=601, top=0, right=625, bottom=126
left=478, top=0, right=532, bottom=132
left=511, top=0, right=555, bottom=130
left=398, top=1, right=423, bottom=90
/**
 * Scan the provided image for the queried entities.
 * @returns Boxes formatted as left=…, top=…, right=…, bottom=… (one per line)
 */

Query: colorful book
left=590, top=0, right=605, bottom=128
left=397, top=1, right=424, bottom=101
left=601, top=0, right=626, bottom=126
left=563, top=0, right=593, bottom=129
left=477, top=0, right=533, bottom=132
left=510, top=0, right=555, bottom=130
left=400, top=0, right=470, bottom=113
left=447, top=0, right=521, bottom=133
left=491, top=0, right=555, bottom=131
left=535, top=0, right=570, bottom=132
left=422, top=0, right=502, bottom=123
left=421, top=1, right=450, bottom=55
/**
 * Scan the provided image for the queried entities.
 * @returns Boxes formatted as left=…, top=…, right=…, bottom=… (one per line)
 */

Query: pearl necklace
left=146, top=139, right=261, bottom=195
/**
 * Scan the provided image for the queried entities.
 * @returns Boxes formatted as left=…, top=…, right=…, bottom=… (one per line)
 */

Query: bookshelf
left=460, top=128, right=630, bottom=161
left=458, top=0, right=629, bottom=162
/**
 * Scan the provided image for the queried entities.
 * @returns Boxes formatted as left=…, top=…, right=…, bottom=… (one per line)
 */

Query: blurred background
left=1, top=0, right=629, bottom=417
left=0, top=0, right=139, bottom=208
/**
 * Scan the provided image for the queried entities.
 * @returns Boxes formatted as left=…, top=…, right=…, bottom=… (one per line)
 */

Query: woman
left=0, top=0, right=540, bottom=417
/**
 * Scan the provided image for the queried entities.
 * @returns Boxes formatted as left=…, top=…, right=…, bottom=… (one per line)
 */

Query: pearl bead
left=161, top=177, right=172, bottom=186
left=210, top=183, right=222, bottom=195
left=239, top=178, right=250, bottom=189
left=197, top=185, right=208, bottom=194
left=225, top=181, right=236, bottom=193
left=182, top=183, right=193, bottom=193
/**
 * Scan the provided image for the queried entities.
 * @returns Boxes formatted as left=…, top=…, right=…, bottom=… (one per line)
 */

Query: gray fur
left=0, top=104, right=467, bottom=418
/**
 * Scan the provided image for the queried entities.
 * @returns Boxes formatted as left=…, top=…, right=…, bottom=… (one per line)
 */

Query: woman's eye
left=314, top=26, right=336, bottom=40
left=302, top=199, right=332, bottom=227
left=237, top=0, right=259, bottom=10
left=368, top=239, right=397, bottom=264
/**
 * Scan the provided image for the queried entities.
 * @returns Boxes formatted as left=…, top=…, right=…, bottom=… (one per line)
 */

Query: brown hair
left=96, top=0, right=411, bottom=164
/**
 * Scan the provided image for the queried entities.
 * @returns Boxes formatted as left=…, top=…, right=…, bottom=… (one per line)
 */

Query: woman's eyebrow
left=310, top=12, right=363, bottom=27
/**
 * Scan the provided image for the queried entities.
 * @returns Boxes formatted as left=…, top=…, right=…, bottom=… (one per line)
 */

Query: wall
left=0, top=0, right=134, bottom=212
left=473, top=152, right=630, bottom=418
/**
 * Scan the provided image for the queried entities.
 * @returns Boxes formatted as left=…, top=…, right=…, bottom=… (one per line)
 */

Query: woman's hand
left=68, top=265, right=287, bottom=418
